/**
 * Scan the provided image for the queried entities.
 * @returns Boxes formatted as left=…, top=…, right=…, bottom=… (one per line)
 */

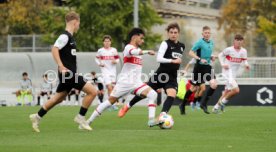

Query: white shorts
left=110, top=81, right=149, bottom=98
left=103, top=74, right=116, bottom=86
left=225, top=78, right=238, bottom=90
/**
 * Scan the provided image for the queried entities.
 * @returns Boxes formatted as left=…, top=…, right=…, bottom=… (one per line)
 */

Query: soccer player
left=67, top=88, right=80, bottom=105
left=29, top=11, right=97, bottom=132
left=91, top=71, right=105, bottom=104
left=179, top=26, right=217, bottom=114
left=95, top=35, right=119, bottom=110
left=16, top=72, right=33, bottom=106
left=118, top=22, right=185, bottom=117
left=212, top=34, right=249, bottom=113
left=86, top=28, right=158, bottom=127
left=37, top=74, right=52, bottom=106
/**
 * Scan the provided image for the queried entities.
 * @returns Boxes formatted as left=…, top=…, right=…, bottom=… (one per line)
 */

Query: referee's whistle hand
left=201, top=59, right=208, bottom=64
left=59, top=66, right=69, bottom=73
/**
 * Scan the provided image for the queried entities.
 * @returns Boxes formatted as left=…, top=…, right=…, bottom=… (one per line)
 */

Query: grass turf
left=0, top=106, right=275, bottom=152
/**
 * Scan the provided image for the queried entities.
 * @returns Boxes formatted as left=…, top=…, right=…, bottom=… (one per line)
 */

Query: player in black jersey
left=118, top=22, right=185, bottom=118
left=91, top=71, right=104, bottom=103
left=29, top=11, right=97, bottom=132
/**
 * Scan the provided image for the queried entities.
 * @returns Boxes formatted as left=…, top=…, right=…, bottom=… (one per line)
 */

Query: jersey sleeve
left=53, top=34, right=69, bottom=50
left=157, top=41, right=172, bottom=63
left=222, top=47, right=230, bottom=56
left=191, top=40, right=201, bottom=52
left=124, top=45, right=141, bottom=56
left=95, top=49, right=101, bottom=65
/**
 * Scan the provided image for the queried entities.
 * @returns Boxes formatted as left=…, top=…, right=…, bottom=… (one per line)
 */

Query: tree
left=0, top=0, right=53, bottom=35
left=65, top=0, right=163, bottom=51
left=218, top=0, right=276, bottom=56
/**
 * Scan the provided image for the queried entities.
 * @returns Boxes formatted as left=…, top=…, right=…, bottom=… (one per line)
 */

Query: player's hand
left=148, top=50, right=155, bottom=55
left=99, top=63, right=105, bottom=67
left=222, top=64, right=229, bottom=70
left=172, top=58, right=182, bottom=64
left=200, top=59, right=208, bottom=64
left=58, top=66, right=69, bottom=73
left=111, top=60, right=117, bottom=64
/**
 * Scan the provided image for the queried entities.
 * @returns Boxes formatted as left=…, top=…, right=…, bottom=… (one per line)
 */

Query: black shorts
left=98, top=83, right=104, bottom=91
left=191, top=64, right=216, bottom=86
left=147, top=72, right=178, bottom=91
left=56, top=72, right=87, bottom=93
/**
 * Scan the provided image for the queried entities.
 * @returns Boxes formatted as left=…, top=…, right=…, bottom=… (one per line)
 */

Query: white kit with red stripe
left=222, top=46, right=248, bottom=79
left=95, top=47, right=119, bottom=85
left=110, top=44, right=148, bottom=98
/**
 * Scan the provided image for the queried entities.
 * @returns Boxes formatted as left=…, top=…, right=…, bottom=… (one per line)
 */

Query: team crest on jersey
left=172, top=52, right=182, bottom=58
left=71, top=49, right=77, bottom=56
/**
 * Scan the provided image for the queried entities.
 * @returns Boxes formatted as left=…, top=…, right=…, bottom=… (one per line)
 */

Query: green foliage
left=66, top=0, right=163, bottom=51
left=219, top=0, right=276, bottom=45
left=0, top=0, right=53, bottom=35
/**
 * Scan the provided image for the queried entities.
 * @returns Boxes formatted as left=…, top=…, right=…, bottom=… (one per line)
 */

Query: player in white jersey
left=95, top=35, right=120, bottom=110
left=95, top=35, right=119, bottom=95
left=86, top=28, right=160, bottom=127
left=212, top=34, right=249, bottom=113
left=37, top=74, right=53, bottom=106
left=16, top=72, right=33, bottom=105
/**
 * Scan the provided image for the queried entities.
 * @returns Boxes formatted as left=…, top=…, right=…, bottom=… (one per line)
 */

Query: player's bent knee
left=147, top=90, right=157, bottom=102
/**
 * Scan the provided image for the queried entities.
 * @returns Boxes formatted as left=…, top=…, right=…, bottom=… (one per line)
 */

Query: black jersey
left=59, top=31, right=77, bottom=73
left=156, top=39, right=185, bottom=76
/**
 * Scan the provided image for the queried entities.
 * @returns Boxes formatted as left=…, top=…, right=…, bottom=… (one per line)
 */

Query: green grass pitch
left=0, top=106, right=275, bottom=152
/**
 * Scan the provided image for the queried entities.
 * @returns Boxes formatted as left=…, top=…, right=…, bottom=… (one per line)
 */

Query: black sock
left=157, top=92, right=162, bottom=106
left=201, top=88, right=216, bottom=106
left=68, top=95, right=71, bottom=101
left=76, top=95, right=79, bottom=101
left=79, top=106, right=88, bottom=116
left=38, top=107, right=47, bottom=118
left=182, top=90, right=193, bottom=105
left=98, top=94, right=103, bottom=103
left=161, top=96, right=175, bottom=113
left=37, top=96, right=40, bottom=105
left=129, top=95, right=143, bottom=107
left=197, top=96, right=202, bottom=103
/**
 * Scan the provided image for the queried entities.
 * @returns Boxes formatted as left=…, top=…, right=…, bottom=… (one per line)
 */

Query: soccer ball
left=158, top=113, right=174, bottom=129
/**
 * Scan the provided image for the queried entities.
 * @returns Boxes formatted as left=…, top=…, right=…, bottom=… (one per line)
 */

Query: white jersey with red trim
left=95, top=47, right=119, bottom=77
left=117, top=44, right=143, bottom=84
left=222, top=46, right=248, bottom=78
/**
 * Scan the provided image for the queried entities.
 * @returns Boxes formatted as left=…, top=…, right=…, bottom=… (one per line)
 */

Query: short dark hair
left=166, top=22, right=180, bottom=32
left=127, top=28, right=145, bottom=43
left=22, top=72, right=28, bottom=76
left=234, top=34, right=244, bottom=40
left=43, top=74, right=48, bottom=78
left=202, top=26, right=211, bottom=31
left=103, top=35, right=112, bottom=41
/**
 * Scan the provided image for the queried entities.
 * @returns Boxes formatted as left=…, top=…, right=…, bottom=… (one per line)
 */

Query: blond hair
left=65, top=11, right=80, bottom=23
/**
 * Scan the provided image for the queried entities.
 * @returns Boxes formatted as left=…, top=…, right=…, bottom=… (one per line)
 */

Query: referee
left=179, top=26, right=217, bottom=114
left=29, top=11, right=97, bottom=132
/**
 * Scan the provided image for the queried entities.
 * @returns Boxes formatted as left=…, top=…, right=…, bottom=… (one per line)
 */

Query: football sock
left=161, top=96, right=175, bottom=113
left=37, top=107, right=47, bottom=118
left=129, top=95, right=143, bottom=107
left=79, top=106, right=88, bottom=116
left=87, top=100, right=112, bottom=124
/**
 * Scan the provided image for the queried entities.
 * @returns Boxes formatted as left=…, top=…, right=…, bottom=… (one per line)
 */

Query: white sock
left=147, top=90, right=157, bottom=120
left=87, top=100, right=112, bottom=125
left=221, top=98, right=229, bottom=105
left=126, top=102, right=131, bottom=108
left=148, top=104, right=156, bottom=120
